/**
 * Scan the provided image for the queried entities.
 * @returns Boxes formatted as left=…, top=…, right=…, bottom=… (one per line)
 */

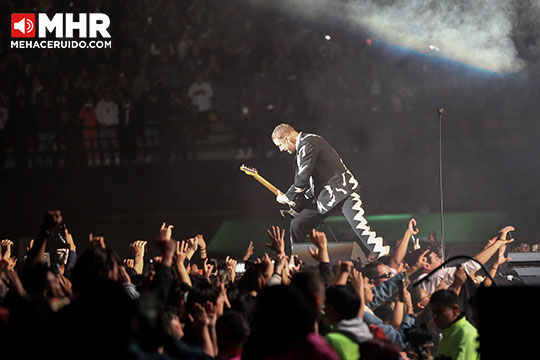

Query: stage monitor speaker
left=292, top=241, right=366, bottom=265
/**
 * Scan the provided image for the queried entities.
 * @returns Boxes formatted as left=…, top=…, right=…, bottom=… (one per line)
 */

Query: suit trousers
left=289, top=192, right=389, bottom=258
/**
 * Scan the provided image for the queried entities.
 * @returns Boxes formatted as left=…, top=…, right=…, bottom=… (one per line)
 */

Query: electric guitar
left=240, top=164, right=301, bottom=218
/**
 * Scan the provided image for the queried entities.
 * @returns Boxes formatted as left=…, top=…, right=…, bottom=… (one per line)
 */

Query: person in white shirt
left=188, top=74, right=213, bottom=113
left=406, top=226, right=515, bottom=295
left=95, top=92, right=120, bottom=165
left=187, top=75, right=213, bottom=140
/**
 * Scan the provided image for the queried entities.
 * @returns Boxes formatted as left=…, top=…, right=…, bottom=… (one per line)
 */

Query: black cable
left=412, top=255, right=496, bottom=288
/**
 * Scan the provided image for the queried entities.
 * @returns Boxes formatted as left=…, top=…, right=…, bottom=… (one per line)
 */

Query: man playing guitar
left=271, top=123, right=389, bottom=258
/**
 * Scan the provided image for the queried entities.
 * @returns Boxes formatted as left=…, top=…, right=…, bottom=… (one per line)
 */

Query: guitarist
left=272, top=123, right=389, bottom=258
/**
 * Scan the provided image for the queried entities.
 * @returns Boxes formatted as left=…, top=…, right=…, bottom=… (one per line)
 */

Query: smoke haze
left=261, top=0, right=540, bottom=73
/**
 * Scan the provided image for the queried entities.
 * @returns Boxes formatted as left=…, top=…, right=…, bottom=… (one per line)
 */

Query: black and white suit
left=284, top=132, right=389, bottom=258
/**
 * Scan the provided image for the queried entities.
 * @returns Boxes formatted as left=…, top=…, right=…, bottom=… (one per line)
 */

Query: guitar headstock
left=240, top=164, right=258, bottom=176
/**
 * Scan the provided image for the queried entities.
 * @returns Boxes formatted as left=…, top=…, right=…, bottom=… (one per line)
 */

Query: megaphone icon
left=14, top=17, right=33, bottom=35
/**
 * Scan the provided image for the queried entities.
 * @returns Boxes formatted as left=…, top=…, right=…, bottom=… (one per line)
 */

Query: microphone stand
left=437, top=108, right=446, bottom=260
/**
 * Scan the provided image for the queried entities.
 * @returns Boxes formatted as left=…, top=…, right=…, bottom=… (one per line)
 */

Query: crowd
left=0, top=210, right=523, bottom=359
left=1, top=0, right=536, bottom=169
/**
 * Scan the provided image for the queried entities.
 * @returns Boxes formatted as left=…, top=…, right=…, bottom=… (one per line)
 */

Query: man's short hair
left=271, top=123, right=296, bottom=140
left=404, top=248, right=436, bottom=267
left=325, top=285, right=361, bottom=320
left=362, top=261, right=384, bottom=280
left=429, top=289, right=460, bottom=308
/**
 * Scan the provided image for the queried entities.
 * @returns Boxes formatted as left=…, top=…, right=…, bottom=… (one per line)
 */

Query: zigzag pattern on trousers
left=349, top=192, right=390, bottom=258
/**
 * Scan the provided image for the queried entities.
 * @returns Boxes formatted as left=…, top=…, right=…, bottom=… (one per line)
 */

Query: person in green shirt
left=429, top=289, right=480, bottom=360
left=324, top=285, right=373, bottom=360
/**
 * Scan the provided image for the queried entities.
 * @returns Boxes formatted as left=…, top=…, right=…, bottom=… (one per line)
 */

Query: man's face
left=363, top=276, right=374, bottom=303
left=374, top=264, right=393, bottom=285
left=427, top=251, right=443, bottom=271
left=430, top=302, right=459, bottom=330
left=273, top=137, right=295, bottom=154
left=417, top=288, right=431, bottom=310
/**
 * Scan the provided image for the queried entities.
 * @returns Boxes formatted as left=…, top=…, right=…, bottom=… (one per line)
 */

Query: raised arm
left=308, top=229, right=333, bottom=285
left=130, top=240, right=147, bottom=275
left=265, top=225, right=286, bottom=256
left=25, top=210, right=62, bottom=269
left=152, top=222, right=176, bottom=301
left=389, top=218, right=418, bottom=270
left=483, top=244, right=511, bottom=287
left=242, top=241, right=254, bottom=261
left=473, top=226, right=515, bottom=265
left=175, top=240, right=192, bottom=287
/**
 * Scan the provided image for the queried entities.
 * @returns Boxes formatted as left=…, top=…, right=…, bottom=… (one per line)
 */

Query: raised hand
left=408, top=249, right=430, bottom=276
left=1, top=239, right=13, bottom=259
left=261, top=253, right=274, bottom=280
left=243, top=241, right=254, bottom=261
left=176, top=240, right=189, bottom=264
left=449, top=266, right=468, bottom=295
left=185, top=237, right=199, bottom=260
left=57, top=273, right=73, bottom=297
left=274, top=253, right=287, bottom=276
left=26, top=239, right=34, bottom=254
left=195, top=234, right=208, bottom=259
left=4, top=268, right=26, bottom=296
left=310, top=229, right=328, bottom=249
left=130, top=240, right=147, bottom=258
left=123, top=259, right=135, bottom=268
left=204, top=300, right=218, bottom=328
left=130, top=240, right=147, bottom=274
left=308, top=229, right=330, bottom=263
left=265, top=225, right=285, bottom=255
left=203, top=258, right=214, bottom=279
left=288, top=255, right=302, bottom=273
left=89, top=233, right=106, bottom=249
left=332, top=260, right=353, bottom=286
left=189, top=303, right=210, bottom=330
left=339, top=260, right=354, bottom=274
left=6, top=256, right=17, bottom=271
left=408, top=218, right=419, bottom=236
left=496, top=226, right=515, bottom=244
left=350, top=268, right=365, bottom=317
left=156, top=222, right=175, bottom=267
left=402, top=287, right=414, bottom=314
left=225, top=256, right=237, bottom=283
left=174, top=240, right=192, bottom=286
left=119, top=265, right=131, bottom=284
left=495, top=244, right=512, bottom=266
left=349, top=268, right=364, bottom=296
left=64, top=229, right=76, bottom=252
left=159, top=222, right=174, bottom=241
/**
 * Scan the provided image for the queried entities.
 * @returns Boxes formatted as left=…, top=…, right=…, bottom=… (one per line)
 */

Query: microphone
left=437, top=108, right=444, bottom=114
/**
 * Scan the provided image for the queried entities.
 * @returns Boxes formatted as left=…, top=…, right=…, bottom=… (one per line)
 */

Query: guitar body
left=240, top=164, right=304, bottom=218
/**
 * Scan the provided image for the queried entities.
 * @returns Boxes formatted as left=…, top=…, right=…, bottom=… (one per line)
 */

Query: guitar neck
left=252, top=174, right=281, bottom=196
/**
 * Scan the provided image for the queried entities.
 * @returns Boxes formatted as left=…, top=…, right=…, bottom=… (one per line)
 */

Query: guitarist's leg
left=341, top=192, right=390, bottom=259
left=289, top=208, right=325, bottom=256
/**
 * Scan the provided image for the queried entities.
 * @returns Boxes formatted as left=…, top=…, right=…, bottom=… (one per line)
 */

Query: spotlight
left=325, top=35, right=331, bottom=40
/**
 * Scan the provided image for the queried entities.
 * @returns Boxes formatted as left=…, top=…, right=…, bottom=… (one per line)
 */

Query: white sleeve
left=461, top=258, right=482, bottom=275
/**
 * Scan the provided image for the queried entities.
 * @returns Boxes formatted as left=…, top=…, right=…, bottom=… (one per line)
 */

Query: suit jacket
left=284, top=133, right=359, bottom=214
